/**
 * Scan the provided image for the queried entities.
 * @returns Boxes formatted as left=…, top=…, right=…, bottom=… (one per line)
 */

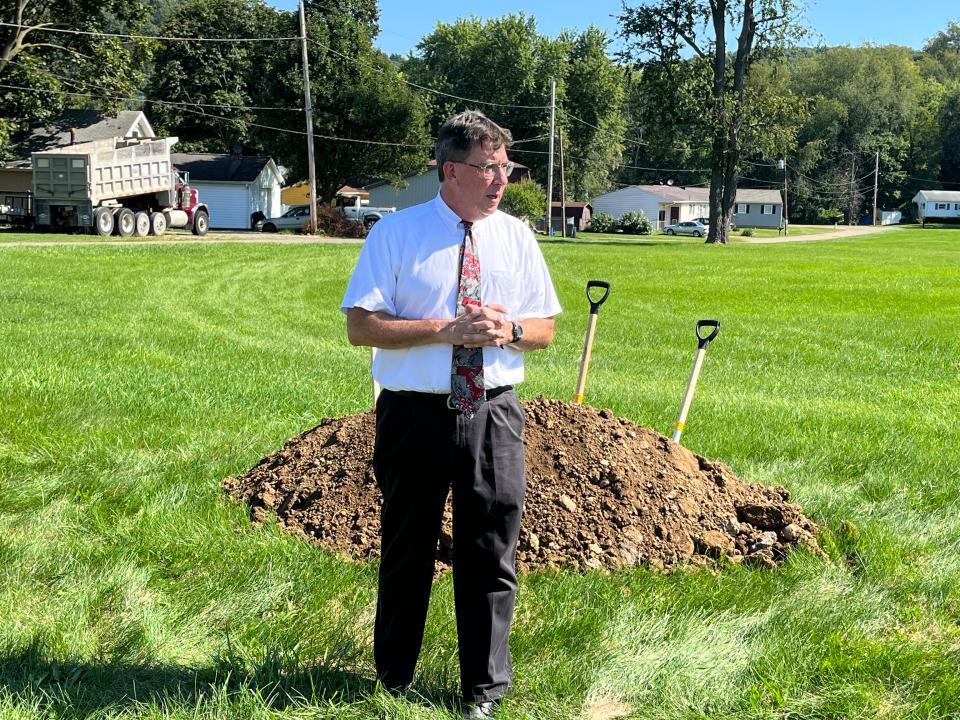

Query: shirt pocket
left=484, top=269, right=522, bottom=318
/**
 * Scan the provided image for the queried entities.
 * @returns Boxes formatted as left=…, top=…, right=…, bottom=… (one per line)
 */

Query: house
left=1, top=110, right=155, bottom=214
left=365, top=160, right=532, bottom=210
left=550, top=201, right=592, bottom=232
left=280, top=183, right=369, bottom=209
left=591, top=184, right=783, bottom=229
left=171, top=151, right=284, bottom=229
left=912, top=190, right=960, bottom=224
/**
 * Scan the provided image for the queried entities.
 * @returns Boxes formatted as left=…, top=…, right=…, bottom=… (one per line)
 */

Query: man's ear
left=443, top=160, right=458, bottom=183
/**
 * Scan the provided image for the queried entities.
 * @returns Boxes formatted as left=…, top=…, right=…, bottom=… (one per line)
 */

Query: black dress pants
left=372, top=388, right=526, bottom=703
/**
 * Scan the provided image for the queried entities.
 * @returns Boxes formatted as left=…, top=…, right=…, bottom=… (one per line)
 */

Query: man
left=341, top=110, right=561, bottom=718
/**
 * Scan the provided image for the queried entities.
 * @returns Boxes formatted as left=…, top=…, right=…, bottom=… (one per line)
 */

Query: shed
left=171, top=152, right=284, bottom=229
left=365, top=161, right=532, bottom=210
left=911, top=190, right=960, bottom=224
left=550, top=201, right=592, bottom=232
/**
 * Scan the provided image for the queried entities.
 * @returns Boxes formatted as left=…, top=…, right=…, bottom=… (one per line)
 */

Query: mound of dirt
left=223, top=397, right=821, bottom=572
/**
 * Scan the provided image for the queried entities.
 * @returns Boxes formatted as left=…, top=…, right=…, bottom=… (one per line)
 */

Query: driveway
left=737, top=225, right=899, bottom=243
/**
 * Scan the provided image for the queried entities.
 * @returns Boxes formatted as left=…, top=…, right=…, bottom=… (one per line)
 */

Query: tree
left=402, top=15, right=626, bottom=200
left=147, top=0, right=280, bottom=153
left=147, top=0, right=430, bottom=200
left=499, top=178, right=546, bottom=222
left=787, top=45, right=926, bottom=221
left=0, top=0, right=154, bottom=159
left=619, top=0, right=806, bottom=243
left=559, top=26, right=627, bottom=199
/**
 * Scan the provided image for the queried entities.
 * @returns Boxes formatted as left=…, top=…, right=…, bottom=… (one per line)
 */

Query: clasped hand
left=450, top=302, right=511, bottom=348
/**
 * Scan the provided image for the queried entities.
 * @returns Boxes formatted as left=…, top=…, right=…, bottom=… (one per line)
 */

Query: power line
left=307, top=37, right=551, bottom=110
left=557, top=108, right=647, bottom=148
left=1, top=67, right=304, bottom=112
left=0, top=82, right=440, bottom=148
left=0, top=21, right=299, bottom=43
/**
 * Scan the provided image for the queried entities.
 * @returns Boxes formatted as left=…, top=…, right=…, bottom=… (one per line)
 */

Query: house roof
left=636, top=184, right=710, bottom=202
left=6, top=110, right=155, bottom=168
left=629, top=184, right=781, bottom=204
left=913, top=190, right=960, bottom=202
left=170, top=153, right=276, bottom=183
left=735, top=188, right=783, bottom=203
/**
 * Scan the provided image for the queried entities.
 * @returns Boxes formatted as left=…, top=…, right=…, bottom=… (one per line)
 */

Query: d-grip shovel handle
left=696, top=320, right=720, bottom=349
left=586, top=280, right=611, bottom=315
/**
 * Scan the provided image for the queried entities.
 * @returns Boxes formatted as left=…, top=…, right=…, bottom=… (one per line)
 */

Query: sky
left=272, top=0, right=959, bottom=57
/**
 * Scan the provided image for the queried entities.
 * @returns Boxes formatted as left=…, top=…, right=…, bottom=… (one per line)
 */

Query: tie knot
left=460, top=220, right=473, bottom=233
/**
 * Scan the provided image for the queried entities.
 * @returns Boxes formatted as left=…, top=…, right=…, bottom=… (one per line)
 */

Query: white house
left=912, top=190, right=960, bottom=224
left=366, top=161, right=532, bottom=210
left=591, top=184, right=783, bottom=229
left=171, top=152, right=284, bottom=229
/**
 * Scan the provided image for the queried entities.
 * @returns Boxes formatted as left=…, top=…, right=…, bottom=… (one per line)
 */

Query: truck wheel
left=116, top=208, right=135, bottom=237
left=134, top=211, right=150, bottom=237
left=192, top=210, right=209, bottom=236
left=149, top=212, right=167, bottom=236
left=363, top=215, right=380, bottom=229
left=93, top=207, right=114, bottom=236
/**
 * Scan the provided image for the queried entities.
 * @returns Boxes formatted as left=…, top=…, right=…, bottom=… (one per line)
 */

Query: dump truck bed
left=32, top=137, right=178, bottom=205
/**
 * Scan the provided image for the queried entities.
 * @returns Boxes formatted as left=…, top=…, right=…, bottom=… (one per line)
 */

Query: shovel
left=672, top=320, right=720, bottom=443
left=573, top=280, right=611, bottom=404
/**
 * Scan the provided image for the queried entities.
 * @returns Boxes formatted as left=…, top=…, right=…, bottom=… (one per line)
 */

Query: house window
left=955, top=204, right=960, bottom=211
left=761, top=204, right=775, bottom=215
left=736, top=203, right=750, bottom=214
left=37, top=158, right=49, bottom=168
left=936, top=203, right=948, bottom=209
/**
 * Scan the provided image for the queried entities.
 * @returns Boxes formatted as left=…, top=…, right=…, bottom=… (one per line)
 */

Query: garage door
left=191, top=184, right=249, bottom=229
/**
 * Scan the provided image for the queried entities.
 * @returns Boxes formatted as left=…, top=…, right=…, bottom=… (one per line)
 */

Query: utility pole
left=299, top=0, right=318, bottom=234
left=558, top=127, right=567, bottom=238
left=872, top=150, right=880, bottom=226
left=544, top=79, right=556, bottom=236
left=848, top=154, right=856, bottom=226
left=780, top=157, right=788, bottom=236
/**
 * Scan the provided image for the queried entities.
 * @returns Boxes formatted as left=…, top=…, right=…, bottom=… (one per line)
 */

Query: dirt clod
left=223, top=397, right=822, bottom=572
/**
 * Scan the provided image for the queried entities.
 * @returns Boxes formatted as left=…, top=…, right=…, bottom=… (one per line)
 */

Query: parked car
left=260, top=205, right=311, bottom=232
left=663, top=219, right=709, bottom=237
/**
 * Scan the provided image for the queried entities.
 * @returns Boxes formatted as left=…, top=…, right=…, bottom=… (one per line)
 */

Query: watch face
left=512, top=322, right=523, bottom=343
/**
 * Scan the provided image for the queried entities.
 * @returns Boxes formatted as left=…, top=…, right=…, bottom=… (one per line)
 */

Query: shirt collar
left=433, top=192, right=495, bottom=232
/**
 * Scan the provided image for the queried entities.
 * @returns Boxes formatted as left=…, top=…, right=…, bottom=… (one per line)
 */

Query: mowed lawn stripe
left=0, top=229, right=957, bottom=718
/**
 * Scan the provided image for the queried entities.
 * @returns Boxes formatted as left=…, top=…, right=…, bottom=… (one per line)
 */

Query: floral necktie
left=450, top=220, right=485, bottom=417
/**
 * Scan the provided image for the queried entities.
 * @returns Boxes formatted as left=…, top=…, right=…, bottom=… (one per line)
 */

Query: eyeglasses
left=456, top=160, right=515, bottom=178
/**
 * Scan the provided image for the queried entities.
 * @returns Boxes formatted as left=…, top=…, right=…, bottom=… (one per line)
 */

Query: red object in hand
left=462, top=298, right=481, bottom=308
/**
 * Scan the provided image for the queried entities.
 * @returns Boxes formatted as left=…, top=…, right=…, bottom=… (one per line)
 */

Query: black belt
left=386, top=386, right=513, bottom=402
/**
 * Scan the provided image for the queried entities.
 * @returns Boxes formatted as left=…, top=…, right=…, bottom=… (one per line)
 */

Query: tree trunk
left=706, top=0, right=728, bottom=244
left=706, top=0, right=756, bottom=244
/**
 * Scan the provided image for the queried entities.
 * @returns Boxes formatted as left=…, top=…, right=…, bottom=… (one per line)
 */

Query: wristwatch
left=509, top=321, right=524, bottom=344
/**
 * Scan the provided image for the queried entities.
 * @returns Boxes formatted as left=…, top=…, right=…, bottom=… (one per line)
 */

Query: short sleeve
left=514, top=229, right=562, bottom=320
left=340, top=224, right=398, bottom=315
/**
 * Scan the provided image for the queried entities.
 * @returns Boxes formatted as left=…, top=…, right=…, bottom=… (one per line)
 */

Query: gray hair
left=435, top=110, right=513, bottom=182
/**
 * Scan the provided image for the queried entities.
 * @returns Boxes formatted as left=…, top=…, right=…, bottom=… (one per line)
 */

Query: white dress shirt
left=341, top=193, right=562, bottom=393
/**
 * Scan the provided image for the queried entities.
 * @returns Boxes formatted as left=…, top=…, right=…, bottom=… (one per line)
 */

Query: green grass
left=1, top=227, right=958, bottom=719
left=733, top=225, right=831, bottom=238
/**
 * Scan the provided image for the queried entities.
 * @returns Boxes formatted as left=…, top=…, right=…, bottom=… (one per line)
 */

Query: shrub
left=618, top=209, right=653, bottom=235
left=500, top=179, right=546, bottom=222
left=310, top=204, right=367, bottom=239
left=588, top=211, right=616, bottom=233
left=740, top=227, right=755, bottom=237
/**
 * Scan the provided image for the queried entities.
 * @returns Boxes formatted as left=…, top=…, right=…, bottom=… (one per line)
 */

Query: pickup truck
left=338, top=201, right=396, bottom=228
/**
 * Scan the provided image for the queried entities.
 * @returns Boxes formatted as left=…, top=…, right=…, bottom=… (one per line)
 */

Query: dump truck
left=31, top=136, right=209, bottom=236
